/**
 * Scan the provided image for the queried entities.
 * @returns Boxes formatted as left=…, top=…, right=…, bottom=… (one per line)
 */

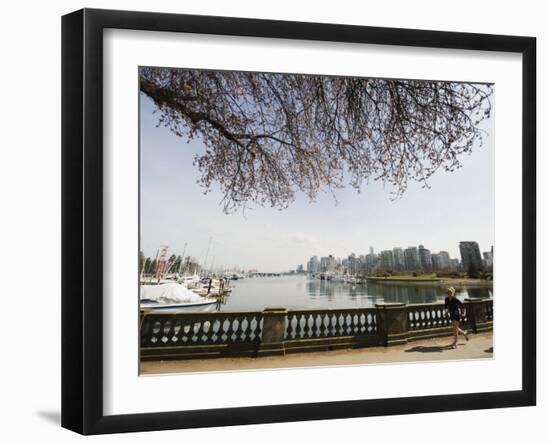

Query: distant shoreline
left=367, top=277, right=493, bottom=288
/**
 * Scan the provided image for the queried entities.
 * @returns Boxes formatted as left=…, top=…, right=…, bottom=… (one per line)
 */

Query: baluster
left=296, top=314, right=302, bottom=339
left=230, top=317, right=240, bottom=342
left=258, top=316, right=264, bottom=340
left=311, top=314, right=319, bottom=337
left=303, top=314, right=311, bottom=338
left=237, top=316, right=245, bottom=342
left=285, top=314, right=294, bottom=339
left=199, top=320, right=208, bottom=343
left=209, top=319, right=219, bottom=343
left=330, top=314, right=339, bottom=337
left=220, top=318, right=229, bottom=342
left=292, top=314, right=299, bottom=339
left=171, top=319, right=182, bottom=344
left=336, top=313, right=344, bottom=336
left=160, top=320, right=170, bottom=344
left=241, top=316, right=250, bottom=342
left=311, top=314, right=317, bottom=338
left=358, top=312, right=366, bottom=334
left=248, top=316, right=256, bottom=341
left=319, top=314, right=328, bottom=337
left=326, top=312, right=334, bottom=337
left=182, top=318, right=194, bottom=344
left=326, top=314, right=334, bottom=337
left=193, top=319, right=203, bottom=343
left=352, top=313, right=359, bottom=334
left=366, top=312, right=373, bottom=334
left=206, top=319, right=217, bottom=343
left=348, top=314, right=354, bottom=334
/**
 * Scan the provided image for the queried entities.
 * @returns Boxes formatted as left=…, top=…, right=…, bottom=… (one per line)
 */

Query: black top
left=445, top=296, right=464, bottom=315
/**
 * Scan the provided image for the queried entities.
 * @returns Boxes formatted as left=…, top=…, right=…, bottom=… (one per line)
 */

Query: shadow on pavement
left=404, top=344, right=461, bottom=353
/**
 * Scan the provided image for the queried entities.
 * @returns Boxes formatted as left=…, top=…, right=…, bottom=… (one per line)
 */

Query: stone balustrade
left=140, top=298, right=493, bottom=361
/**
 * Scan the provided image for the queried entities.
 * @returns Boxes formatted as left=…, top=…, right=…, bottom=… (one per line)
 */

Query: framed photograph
left=62, top=8, right=536, bottom=435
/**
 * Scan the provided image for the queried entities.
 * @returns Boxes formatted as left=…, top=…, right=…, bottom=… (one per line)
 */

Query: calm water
left=213, top=275, right=493, bottom=312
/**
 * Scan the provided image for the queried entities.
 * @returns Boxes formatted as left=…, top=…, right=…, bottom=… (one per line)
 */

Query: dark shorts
left=450, top=312, right=461, bottom=322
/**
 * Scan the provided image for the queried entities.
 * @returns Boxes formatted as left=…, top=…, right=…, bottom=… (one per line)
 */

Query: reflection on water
left=213, top=275, right=493, bottom=312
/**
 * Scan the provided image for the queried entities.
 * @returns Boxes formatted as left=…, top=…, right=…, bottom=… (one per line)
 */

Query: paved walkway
left=140, top=331, right=493, bottom=375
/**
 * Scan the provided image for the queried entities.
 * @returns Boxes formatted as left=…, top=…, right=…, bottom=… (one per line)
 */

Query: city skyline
left=141, top=89, right=494, bottom=273
left=303, top=240, right=492, bottom=275
left=139, top=239, right=493, bottom=274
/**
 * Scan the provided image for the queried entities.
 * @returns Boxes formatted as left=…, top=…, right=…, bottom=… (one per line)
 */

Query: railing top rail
left=141, top=310, right=265, bottom=318
left=141, top=299, right=493, bottom=318
left=287, top=307, right=378, bottom=315
left=406, top=299, right=492, bottom=309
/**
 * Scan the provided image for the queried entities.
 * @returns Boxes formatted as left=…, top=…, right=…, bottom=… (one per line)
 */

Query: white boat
left=140, top=283, right=217, bottom=310
left=178, top=273, right=201, bottom=288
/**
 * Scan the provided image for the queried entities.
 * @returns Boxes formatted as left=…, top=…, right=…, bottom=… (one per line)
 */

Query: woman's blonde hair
left=446, top=286, right=456, bottom=296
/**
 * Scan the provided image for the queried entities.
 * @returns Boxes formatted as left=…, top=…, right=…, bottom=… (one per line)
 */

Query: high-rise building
left=404, top=246, right=420, bottom=271
left=319, top=256, right=328, bottom=273
left=307, top=256, right=320, bottom=273
left=459, top=241, right=483, bottom=275
left=347, top=253, right=359, bottom=275
left=366, top=252, right=377, bottom=274
left=418, top=245, right=432, bottom=270
left=359, top=255, right=367, bottom=274
left=380, top=250, right=394, bottom=271
left=483, top=251, right=493, bottom=267
left=319, top=255, right=337, bottom=273
left=450, top=258, right=460, bottom=270
left=341, top=258, right=349, bottom=269
left=431, top=250, right=451, bottom=270
left=392, top=248, right=405, bottom=271
left=439, top=251, right=451, bottom=269
left=431, top=253, right=442, bottom=270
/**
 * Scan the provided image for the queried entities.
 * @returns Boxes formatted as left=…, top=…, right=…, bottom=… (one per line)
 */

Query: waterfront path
left=141, top=331, right=493, bottom=374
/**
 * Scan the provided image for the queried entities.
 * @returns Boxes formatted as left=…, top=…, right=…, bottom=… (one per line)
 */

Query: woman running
left=444, top=287, right=469, bottom=348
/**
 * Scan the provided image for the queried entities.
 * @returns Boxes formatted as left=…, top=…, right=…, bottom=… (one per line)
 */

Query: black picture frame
left=62, top=8, right=536, bottom=435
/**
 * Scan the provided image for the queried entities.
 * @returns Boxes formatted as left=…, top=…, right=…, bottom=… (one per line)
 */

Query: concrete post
left=375, top=302, right=408, bottom=346
left=257, top=308, right=287, bottom=356
left=464, top=298, right=487, bottom=333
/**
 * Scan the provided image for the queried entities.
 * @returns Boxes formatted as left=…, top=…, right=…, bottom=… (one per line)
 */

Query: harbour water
left=214, top=275, right=493, bottom=312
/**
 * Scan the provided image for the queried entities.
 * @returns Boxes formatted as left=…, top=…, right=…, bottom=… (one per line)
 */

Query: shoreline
left=367, top=277, right=493, bottom=288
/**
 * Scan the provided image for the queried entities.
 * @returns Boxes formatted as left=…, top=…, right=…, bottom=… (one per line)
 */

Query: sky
left=140, top=87, right=494, bottom=273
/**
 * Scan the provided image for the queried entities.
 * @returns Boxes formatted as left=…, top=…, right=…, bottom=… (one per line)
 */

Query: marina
left=140, top=274, right=492, bottom=313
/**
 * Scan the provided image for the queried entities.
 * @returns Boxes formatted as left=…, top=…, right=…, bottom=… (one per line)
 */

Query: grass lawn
left=367, top=274, right=441, bottom=282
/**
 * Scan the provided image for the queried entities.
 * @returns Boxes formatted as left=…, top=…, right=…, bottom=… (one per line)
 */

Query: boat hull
left=140, top=299, right=217, bottom=310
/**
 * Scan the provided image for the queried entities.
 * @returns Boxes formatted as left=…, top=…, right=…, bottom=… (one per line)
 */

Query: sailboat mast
left=202, top=236, right=212, bottom=276
left=179, top=242, right=188, bottom=274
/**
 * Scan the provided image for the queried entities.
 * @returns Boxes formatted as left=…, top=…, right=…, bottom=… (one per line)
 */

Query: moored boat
left=140, top=283, right=217, bottom=310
